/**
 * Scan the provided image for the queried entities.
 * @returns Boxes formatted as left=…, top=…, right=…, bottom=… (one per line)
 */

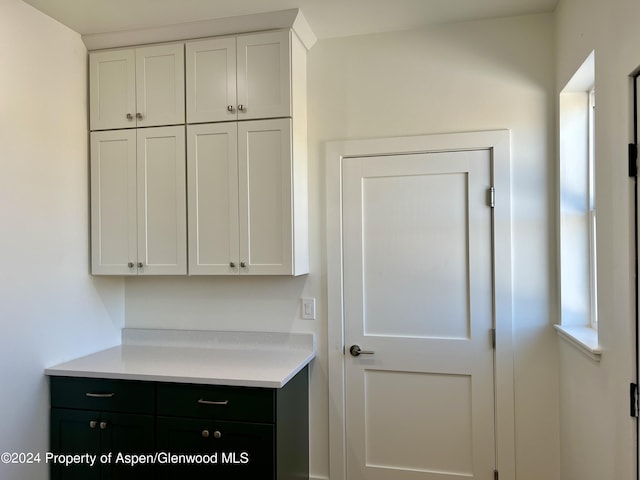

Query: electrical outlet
left=302, top=298, right=316, bottom=320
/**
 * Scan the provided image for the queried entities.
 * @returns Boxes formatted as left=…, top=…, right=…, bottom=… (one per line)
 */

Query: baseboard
left=310, top=475, right=329, bottom=480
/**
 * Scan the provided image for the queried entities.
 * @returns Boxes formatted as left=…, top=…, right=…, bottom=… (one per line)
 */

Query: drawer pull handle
left=89, top=420, right=98, bottom=429
left=99, top=421, right=108, bottom=430
left=202, top=429, right=209, bottom=438
left=213, top=430, right=222, bottom=439
left=85, top=393, right=115, bottom=398
left=197, top=399, right=229, bottom=406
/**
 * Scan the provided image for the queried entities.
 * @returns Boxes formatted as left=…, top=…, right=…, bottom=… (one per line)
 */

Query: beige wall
left=556, top=0, right=637, bottom=478
left=0, top=1, right=124, bottom=478
left=125, top=13, right=559, bottom=480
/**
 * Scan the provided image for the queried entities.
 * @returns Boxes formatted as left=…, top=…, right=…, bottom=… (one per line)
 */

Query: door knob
left=349, top=345, right=375, bottom=356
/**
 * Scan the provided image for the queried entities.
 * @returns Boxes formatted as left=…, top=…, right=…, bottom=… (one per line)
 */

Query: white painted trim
left=325, top=130, right=515, bottom=480
left=554, top=324, right=602, bottom=361
left=82, top=8, right=316, bottom=51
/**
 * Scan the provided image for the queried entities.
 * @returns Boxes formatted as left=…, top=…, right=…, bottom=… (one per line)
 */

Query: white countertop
left=45, top=329, right=316, bottom=388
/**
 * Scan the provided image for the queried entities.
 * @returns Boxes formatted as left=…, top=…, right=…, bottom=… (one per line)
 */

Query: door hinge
left=488, top=186, right=495, bottom=208
left=630, top=383, right=638, bottom=417
left=629, top=144, right=637, bottom=177
left=494, top=469, right=499, bottom=480
left=491, top=328, right=496, bottom=349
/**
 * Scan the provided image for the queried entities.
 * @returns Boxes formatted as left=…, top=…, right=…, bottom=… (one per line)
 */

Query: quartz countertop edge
left=45, top=330, right=316, bottom=389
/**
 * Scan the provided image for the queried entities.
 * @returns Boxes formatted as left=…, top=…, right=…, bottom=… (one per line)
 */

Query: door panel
left=187, top=123, right=239, bottom=274
left=90, top=130, right=137, bottom=275
left=186, top=37, right=237, bottom=123
left=364, top=370, right=473, bottom=475
left=343, top=150, right=495, bottom=480
left=136, top=44, right=185, bottom=127
left=238, top=119, right=292, bottom=274
left=137, top=126, right=187, bottom=275
left=361, top=172, right=470, bottom=339
left=89, top=50, right=136, bottom=131
left=237, top=31, right=291, bottom=120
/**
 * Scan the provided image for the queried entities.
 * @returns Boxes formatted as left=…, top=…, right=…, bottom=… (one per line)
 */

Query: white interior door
left=342, top=149, right=496, bottom=480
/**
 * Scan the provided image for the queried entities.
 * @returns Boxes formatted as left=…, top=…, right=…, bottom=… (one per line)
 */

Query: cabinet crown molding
left=82, top=8, right=317, bottom=51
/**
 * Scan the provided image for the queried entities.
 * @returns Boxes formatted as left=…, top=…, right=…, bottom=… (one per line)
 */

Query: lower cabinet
left=49, top=366, right=309, bottom=480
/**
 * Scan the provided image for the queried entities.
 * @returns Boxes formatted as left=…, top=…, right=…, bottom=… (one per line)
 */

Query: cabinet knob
left=238, top=104, right=245, bottom=112
left=99, top=421, right=108, bottom=430
left=137, top=262, right=143, bottom=268
left=136, top=112, right=143, bottom=120
left=213, top=430, right=222, bottom=439
left=126, top=113, right=133, bottom=120
left=227, top=105, right=235, bottom=112
left=128, top=262, right=134, bottom=268
left=240, top=261, right=246, bottom=268
left=89, top=420, right=97, bottom=429
left=229, top=262, right=236, bottom=268
left=201, top=429, right=209, bottom=438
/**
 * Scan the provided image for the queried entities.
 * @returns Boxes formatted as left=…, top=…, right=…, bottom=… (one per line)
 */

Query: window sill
left=554, top=324, right=601, bottom=361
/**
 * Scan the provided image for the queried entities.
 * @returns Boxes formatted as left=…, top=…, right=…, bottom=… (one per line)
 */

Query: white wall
left=125, top=13, right=558, bottom=480
left=0, top=1, right=124, bottom=478
left=556, top=0, right=637, bottom=478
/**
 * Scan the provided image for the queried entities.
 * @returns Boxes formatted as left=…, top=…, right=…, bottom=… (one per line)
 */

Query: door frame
left=326, top=130, right=515, bottom=480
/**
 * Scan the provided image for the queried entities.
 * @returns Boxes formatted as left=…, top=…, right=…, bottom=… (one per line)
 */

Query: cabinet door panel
left=238, top=119, right=293, bottom=274
left=187, top=123, right=239, bottom=274
left=186, top=37, right=237, bottom=123
left=101, top=412, right=155, bottom=480
left=156, top=416, right=274, bottom=480
left=50, top=409, right=102, bottom=480
left=136, top=44, right=185, bottom=127
left=237, top=31, right=291, bottom=120
left=137, top=126, right=187, bottom=275
left=89, top=50, right=136, bottom=131
left=91, top=130, right=137, bottom=275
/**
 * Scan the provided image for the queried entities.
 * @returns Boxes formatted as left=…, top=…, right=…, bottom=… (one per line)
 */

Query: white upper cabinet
left=187, top=122, right=239, bottom=274
left=91, top=126, right=187, bottom=275
left=90, top=129, right=137, bottom=274
left=90, top=43, right=185, bottom=130
left=188, top=118, right=308, bottom=276
left=186, top=30, right=291, bottom=123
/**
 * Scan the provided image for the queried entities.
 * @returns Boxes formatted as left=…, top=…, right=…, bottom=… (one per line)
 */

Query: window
left=556, top=51, right=600, bottom=358
left=587, top=88, right=598, bottom=329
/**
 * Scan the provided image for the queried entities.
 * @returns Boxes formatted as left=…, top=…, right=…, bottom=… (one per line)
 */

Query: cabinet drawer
left=50, top=377, right=155, bottom=414
left=157, top=383, right=275, bottom=423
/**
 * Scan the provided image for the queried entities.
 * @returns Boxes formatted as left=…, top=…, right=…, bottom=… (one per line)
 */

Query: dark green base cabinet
left=49, top=366, right=309, bottom=480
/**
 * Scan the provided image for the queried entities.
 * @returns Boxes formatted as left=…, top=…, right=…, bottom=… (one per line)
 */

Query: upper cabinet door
left=135, top=44, right=185, bottom=128
left=90, top=44, right=185, bottom=130
left=236, top=31, right=291, bottom=120
left=187, top=123, right=239, bottom=274
left=90, top=50, right=136, bottom=131
left=91, top=130, right=138, bottom=275
left=186, top=37, right=237, bottom=124
left=136, top=126, right=187, bottom=275
left=238, top=118, right=293, bottom=275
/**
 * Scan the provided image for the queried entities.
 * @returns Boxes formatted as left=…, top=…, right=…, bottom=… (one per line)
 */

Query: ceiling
left=22, top=0, right=558, bottom=40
